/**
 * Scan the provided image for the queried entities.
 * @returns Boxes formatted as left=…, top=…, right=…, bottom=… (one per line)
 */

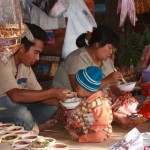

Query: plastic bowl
left=12, top=139, right=30, bottom=148
left=29, top=138, right=50, bottom=150
left=1, top=133, right=18, bottom=144
left=13, top=130, right=30, bottom=138
left=117, top=82, right=136, bottom=92
left=0, top=130, right=11, bottom=136
left=129, top=114, right=148, bottom=123
left=50, top=143, right=68, bottom=150
left=22, top=134, right=38, bottom=142
left=0, top=123, right=15, bottom=130
left=14, top=147, right=30, bottom=150
left=60, top=98, right=81, bottom=109
left=142, top=132, right=150, bottom=146
left=6, top=125, right=24, bottom=132
left=44, top=137, right=56, bottom=145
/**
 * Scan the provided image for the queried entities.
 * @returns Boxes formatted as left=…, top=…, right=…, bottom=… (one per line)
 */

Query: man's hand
left=54, top=88, right=74, bottom=101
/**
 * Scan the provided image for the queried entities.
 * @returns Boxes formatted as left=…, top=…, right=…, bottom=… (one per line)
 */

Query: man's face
left=21, top=39, right=44, bottom=67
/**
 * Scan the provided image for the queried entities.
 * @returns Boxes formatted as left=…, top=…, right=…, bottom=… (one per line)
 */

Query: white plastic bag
left=62, top=0, right=97, bottom=59
left=49, top=0, right=67, bottom=17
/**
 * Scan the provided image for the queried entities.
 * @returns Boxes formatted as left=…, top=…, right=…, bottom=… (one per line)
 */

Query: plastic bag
left=62, top=0, right=97, bottom=59
left=49, top=0, right=67, bottom=17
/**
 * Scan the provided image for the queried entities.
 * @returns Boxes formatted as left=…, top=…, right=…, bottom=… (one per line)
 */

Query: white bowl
left=117, top=82, right=136, bottom=92
left=50, top=143, right=68, bottom=150
left=0, top=123, right=15, bottom=130
left=44, top=137, right=56, bottom=146
left=1, top=133, right=18, bottom=144
left=60, top=98, right=81, bottom=109
left=14, top=147, right=30, bottom=150
left=12, top=139, right=30, bottom=148
left=6, top=126, right=24, bottom=132
left=0, top=130, right=11, bottom=136
left=22, top=134, right=38, bottom=142
left=142, top=132, right=150, bottom=146
left=29, top=139, right=50, bottom=150
left=13, top=130, right=30, bottom=138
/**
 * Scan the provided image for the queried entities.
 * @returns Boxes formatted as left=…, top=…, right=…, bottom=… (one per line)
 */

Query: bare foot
left=70, top=132, right=79, bottom=141
left=65, top=125, right=79, bottom=140
left=30, top=123, right=39, bottom=134
left=38, top=119, right=57, bottom=131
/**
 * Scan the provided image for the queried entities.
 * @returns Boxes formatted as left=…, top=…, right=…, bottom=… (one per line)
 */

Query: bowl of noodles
left=117, top=82, right=136, bottom=92
left=60, top=98, right=81, bottom=109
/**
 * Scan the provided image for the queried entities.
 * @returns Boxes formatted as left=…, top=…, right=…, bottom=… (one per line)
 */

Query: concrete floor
left=40, top=120, right=150, bottom=150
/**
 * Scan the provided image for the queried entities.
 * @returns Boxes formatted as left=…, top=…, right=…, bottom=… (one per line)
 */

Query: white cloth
left=30, top=3, right=66, bottom=30
left=62, top=0, right=97, bottom=59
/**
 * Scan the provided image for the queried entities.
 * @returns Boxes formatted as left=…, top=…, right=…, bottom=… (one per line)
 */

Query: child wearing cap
left=65, top=66, right=113, bottom=143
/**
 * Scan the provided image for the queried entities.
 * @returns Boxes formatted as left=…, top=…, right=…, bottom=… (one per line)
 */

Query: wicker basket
left=129, top=114, right=148, bottom=124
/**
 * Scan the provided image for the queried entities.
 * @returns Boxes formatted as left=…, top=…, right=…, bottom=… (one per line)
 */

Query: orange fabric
left=90, top=102, right=112, bottom=132
left=68, top=91, right=113, bottom=143
left=79, top=130, right=110, bottom=143
left=84, top=91, right=102, bottom=103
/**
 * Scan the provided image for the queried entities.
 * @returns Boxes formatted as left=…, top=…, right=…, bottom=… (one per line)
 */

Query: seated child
left=65, top=66, right=113, bottom=143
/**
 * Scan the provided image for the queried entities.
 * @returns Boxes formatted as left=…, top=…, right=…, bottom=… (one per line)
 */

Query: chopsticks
left=114, top=68, right=128, bottom=85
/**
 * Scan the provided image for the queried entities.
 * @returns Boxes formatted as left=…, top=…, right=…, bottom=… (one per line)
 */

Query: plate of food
left=50, top=143, right=68, bottom=150
left=44, top=137, right=56, bottom=145
left=0, top=123, right=15, bottom=130
left=22, top=134, right=38, bottom=142
left=29, top=136, right=50, bottom=150
left=60, top=97, right=82, bottom=109
left=13, top=130, right=30, bottom=138
left=6, top=125, right=24, bottom=132
left=12, top=139, right=30, bottom=149
left=1, top=133, right=18, bottom=144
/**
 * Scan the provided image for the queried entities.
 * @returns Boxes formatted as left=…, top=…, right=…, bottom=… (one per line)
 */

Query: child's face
left=76, top=84, right=92, bottom=98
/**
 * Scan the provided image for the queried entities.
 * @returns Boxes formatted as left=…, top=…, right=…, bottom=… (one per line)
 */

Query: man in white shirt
left=0, top=23, right=73, bottom=132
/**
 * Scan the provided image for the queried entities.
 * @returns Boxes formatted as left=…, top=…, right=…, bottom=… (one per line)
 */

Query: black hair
left=89, top=25, right=119, bottom=48
left=76, top=33, right=87, bottom=48
left=21, top=23, right=47, bottom=52
left=76, top=25, right=119, bottom=49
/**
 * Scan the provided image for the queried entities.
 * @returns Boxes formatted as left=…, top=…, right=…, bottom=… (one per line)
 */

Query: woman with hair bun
left=53, top=25, right=138, bottom=128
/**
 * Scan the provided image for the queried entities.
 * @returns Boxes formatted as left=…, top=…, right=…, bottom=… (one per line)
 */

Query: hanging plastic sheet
left=20, top=0, right=32, bottom=22
left=117, top=0, right=137, bottom=27
left=62, top=0, right=97, bottom=59
left=32, top=0, right=57, bottom=15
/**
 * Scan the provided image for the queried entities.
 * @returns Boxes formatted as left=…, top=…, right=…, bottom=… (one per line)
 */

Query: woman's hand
left=110, top=85, right=122, bottom=97
left=105, top=71, right=123, bottom=85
